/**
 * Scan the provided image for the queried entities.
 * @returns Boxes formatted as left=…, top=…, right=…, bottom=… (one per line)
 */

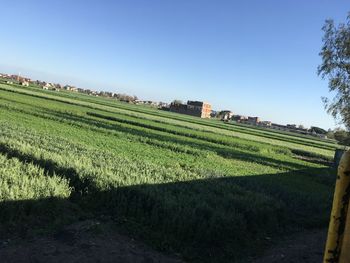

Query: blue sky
left=0, top=0, right=349, bottom=129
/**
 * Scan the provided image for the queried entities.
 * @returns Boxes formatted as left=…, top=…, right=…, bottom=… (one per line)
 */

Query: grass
left=0, top=82, right=336, bottom=262
left=0, top=83, right=338, bottom=156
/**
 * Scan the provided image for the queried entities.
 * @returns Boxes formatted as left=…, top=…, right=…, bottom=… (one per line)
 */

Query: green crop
left=0, top=83, right=336, bottom=262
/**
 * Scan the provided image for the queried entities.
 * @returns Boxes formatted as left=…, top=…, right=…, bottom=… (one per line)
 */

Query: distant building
left=42, top=83, right=53, bottom=90
left=210, top=110, right=218, bottom=118
left=158, top=102, right=169, bottom=108
left=187, top=101, right=212, bottom=118
left=270, top=123, right=309, bottom=134
left=11, top=74, right=20, bottom=81
left=64, top=85, right=72, bottom=91
left=232, top=115, right=248, bottom=122
left=271, top=123, right=287, bottom=130
left=220, top=110, right=234, bottom=121
left=20, top=81, right=29, bottom=87
left=246, top=116, right=260, bottom=125
left=258, top=121, right=272, bottom=127
left=170, top=100, right=212, bottom=118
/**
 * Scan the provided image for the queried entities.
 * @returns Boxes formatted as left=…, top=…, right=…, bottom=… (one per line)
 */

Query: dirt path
left=252, top=229, right=327, bottom=263
left=0, top=221, right=328, bottom=263
left=0, top=220, right=183, bottom=263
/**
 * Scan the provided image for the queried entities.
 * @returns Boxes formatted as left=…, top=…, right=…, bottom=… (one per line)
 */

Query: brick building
left=170, top=100, right=212, bottom=118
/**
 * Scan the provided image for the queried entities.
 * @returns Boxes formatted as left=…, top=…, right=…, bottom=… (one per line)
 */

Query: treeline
left=327, top=129, right=350, bottom=146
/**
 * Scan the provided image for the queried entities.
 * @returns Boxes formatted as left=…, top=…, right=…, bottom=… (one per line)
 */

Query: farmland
left=0, top=82, right=337, bottom=262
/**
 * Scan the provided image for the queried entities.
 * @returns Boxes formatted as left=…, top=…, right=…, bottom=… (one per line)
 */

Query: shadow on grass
left=0, top=142, right=336, bottom=263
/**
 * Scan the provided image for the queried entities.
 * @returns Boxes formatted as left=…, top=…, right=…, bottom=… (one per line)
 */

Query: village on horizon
left=0, top=72, right=329, bottom=139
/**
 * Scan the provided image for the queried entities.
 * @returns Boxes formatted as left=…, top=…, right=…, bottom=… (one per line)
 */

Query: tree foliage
left=333, top=129, right=350, bottom=146
left=318, top=14, right=350, bottom=129
left=172, top=99, right=183, bottom=105
left=310, top=126, right=327, bottom=135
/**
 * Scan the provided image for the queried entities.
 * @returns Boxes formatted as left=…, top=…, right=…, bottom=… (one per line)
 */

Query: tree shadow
left=0, top=143, right=336, bottom=263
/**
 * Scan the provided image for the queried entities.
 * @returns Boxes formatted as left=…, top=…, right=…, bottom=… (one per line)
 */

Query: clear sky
left=0, top=0, right=349, bottom=129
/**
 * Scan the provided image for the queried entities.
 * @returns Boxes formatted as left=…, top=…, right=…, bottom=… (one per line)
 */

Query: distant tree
left=298, top=124, right=305, bottom=129
left=216, top=111, right=231, bottom=120
left=310, top=126, right=327, bottom=134
left=126, top=95, right=135, bottom=102
left=334, top=129, right=350, bottom=146
left=172, top=100, right=183, bottom=105
left=318, top=14, right=350, bottom=130
left=210, top=110, right=219, bottom=118
left=327, top=129, right=335, bottom=139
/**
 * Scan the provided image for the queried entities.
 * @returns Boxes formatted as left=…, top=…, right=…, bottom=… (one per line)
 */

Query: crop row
left=0, top=84, right=337, bottom=156
left=0, top=84, right=336, bottom=262
left=0, top=118, right=334, bottom=262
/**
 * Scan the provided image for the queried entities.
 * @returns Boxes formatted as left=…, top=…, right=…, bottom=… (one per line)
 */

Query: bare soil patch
left=0, top=219, right=328, bottom=263
left=252, top=229, right=327, bottom=263
left=0, top=220, right=183, bottom=263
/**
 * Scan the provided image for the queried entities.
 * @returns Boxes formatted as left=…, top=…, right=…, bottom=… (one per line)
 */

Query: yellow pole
left=324, top=150, right=350, bottom=263
left=339, top=202, right=350, bottom=263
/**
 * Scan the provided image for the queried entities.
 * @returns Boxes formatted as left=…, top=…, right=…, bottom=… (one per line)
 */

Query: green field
left=0, top=82, right=337, bottom=262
